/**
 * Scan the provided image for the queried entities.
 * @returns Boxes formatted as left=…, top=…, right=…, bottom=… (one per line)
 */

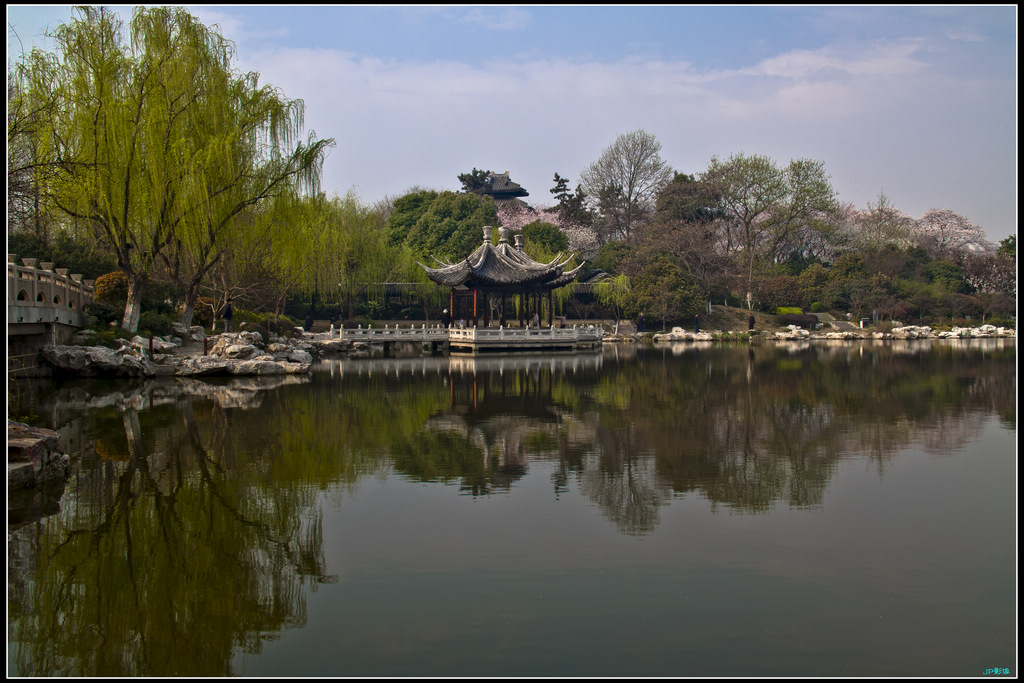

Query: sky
left=7, top=5, right=1018, bottom=243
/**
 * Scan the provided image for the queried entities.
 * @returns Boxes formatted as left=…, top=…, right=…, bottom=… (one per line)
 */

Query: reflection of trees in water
left=10, top=341, right=1015, bottom=673
left=8, top=391, right=342, bottom=677
left=357, top=342, right=1014, bottom=526
left=574, top=342, right=1015, bottom=517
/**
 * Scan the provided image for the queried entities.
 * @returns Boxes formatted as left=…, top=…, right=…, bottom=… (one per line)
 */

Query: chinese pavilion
left=419, top=226, right=583, bottom=328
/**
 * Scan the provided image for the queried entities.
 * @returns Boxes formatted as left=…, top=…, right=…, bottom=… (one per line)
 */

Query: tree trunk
left=121, top=273, right=147, bottom=332
left=178, top=299, right=196, bottom=329
left=178, top=280, right=202, bottom=328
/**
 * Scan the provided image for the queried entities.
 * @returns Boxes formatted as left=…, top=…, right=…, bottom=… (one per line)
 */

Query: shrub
left=136, top=310, right=175, bottom=337
left=89, top=328, right=133, bottom=349
left=809, top=302, right=824, bottom=313
left=86, top=301, right=123, bottom=327
left=93, top=271, right=128, bottom=305
left=776, top=306, right=803, bottom=315
left=777, top=313, right=819, bottom=329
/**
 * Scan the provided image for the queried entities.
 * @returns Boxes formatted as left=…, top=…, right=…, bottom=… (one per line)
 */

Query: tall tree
left=579, top=129, right=673, bottom=243
left=762, top=158, right=840, bottom=263
left=13, top=6, right=331, bottom=331
left=457, top=168, right=493, bottom=194
left=159, top=56, right=332, bottom=327
left=913, top=208, right=989, bottom=260
left=854, top=192, right=916, bottom=251
left=700, top=153, right=787, bottom=308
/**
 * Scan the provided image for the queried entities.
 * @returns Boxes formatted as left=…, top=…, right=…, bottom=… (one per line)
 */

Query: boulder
left=41, top=344, right=155, bottom=377
left=8, top=421, right=70, bottom=488
left=130, top=335, right=178, bottom=353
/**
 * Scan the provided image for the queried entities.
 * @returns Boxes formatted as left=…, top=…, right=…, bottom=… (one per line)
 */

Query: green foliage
left=997, top=235, right=1015, bottom=259
left=594, top=274, right=632, bottom=321
left=85, top=301, right=124, bottom=328
left=386, top=190, right=440, bottom=246
left=798, top=263, right=830, bottom=306
left=8, top=231, right=118, bottom=279
left=591, top=241, right=634, bottom=275
left=655, top=172, right=721, bottom=224
left=14, top=6, right=331, bottom=332
left=136, top=311, right=175, bottom=337
left=521, top=220, right=569, bottom=256
left=776, top=307, right=803, bottom=315
left=925, top=260, right=969, bottom=294
left=626, top=257, right=705, bottom=328
left=830, top=253, right=868, bottom=281
left=457, top=168, right=493, bottom=194
left=395, top=191, right=499, bottom=262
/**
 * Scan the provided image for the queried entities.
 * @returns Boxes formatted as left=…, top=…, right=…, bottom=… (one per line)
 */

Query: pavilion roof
left=483, top=171, right=529, bottom=198
left=418, top=226, right=583, bottom=291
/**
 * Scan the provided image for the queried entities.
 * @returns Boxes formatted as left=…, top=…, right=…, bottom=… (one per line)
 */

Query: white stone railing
left=447, top=324, right=604, bottom=344
left=333, top=323, right=604, bottom=345
left=8, top=255, right=95, bottom=326
left=335, top=323, right=450, bottom=342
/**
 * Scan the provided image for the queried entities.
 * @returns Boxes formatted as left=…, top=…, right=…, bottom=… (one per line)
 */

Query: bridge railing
left=8, top=256, right=94, bottom=324
left=448, top=324, right=604, bottom=343
left=336, top=323, right=449, bottom=341
left=333, top=323, right=604, bottom=344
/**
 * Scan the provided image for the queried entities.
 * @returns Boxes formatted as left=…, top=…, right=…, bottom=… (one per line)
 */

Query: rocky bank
left=39, top=323, right=364, bottom=378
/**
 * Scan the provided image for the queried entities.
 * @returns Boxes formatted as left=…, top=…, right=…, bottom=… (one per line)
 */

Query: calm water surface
left=7, top=340, right=1017, bottom=677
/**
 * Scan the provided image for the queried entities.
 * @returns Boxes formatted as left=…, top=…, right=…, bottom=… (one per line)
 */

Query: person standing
left=748, top=313, right=756, bottom=332
left=221, top=298, right=233, bottom=333
left=637, top=313, right=646, bottom=333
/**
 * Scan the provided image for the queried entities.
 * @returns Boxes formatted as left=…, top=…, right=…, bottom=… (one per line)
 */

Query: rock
left=287, top=349, right=314, bottom=364
left=8, top=420, right=70, bottom=489
left=231, top=359, right=287, bottom=375
left=174, top=356, right=231, bottom=376
left=651, top=329, right=715, bottom=342
left=774, top=326, right=811, bottom=340
left=221, top=343, right=259, bottom=360
left=41, top=344, right=155, bottom=377
left=130, top=335, right=178, bottom=353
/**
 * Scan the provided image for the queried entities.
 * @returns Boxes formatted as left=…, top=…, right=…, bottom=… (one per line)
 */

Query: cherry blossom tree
left=913, top=209, right=990, bottom=259
left=495, top=202, right=601, bottom=261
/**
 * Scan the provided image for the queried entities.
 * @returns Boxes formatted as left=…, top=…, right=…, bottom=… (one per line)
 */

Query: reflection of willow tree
left=8, top=389, right=364, bottom=676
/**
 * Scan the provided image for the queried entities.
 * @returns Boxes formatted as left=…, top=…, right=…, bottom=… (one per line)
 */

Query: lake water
left=7, top=339, right=1017, bottom=677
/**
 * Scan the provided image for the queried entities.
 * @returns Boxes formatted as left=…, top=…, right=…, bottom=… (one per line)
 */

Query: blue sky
left=7, top=5, right=1018, bottom=241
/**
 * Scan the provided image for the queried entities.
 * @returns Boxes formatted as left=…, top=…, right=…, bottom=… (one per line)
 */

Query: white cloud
left=457, top=7, right=533, bottom=31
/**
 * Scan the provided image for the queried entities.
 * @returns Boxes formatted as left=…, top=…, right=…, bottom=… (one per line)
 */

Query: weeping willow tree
left=12, top=6, right=332, bottom=331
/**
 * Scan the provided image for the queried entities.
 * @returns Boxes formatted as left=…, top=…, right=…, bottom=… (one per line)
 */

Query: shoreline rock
left=8, top=420, right=70, bottom=489
left=41, top=329, right=359, bottom=378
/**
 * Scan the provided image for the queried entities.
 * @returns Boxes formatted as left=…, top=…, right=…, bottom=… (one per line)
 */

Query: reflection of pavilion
left=420, top=225, right=583, bottom=329
left=422, top=354, right=600, bottom=488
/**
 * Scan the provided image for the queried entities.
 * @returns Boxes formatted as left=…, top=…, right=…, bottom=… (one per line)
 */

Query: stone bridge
left=8, top=255, right=95, bottom=371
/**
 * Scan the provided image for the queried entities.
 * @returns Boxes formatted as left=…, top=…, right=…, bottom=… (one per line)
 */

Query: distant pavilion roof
left=419, top=226, right=582, bottom=292
left=480, top=171, right=532, bottom=211
left=482, top=171, right=529, bottom=200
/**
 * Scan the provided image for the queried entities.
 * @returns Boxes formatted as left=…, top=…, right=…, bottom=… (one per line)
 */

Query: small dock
left=447, top=325, right=604, bottom=354
left=334, top=324, right=604, bottom=354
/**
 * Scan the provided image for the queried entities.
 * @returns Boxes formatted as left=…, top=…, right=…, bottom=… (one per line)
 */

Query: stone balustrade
left=8, top=254, right=94, bottom=326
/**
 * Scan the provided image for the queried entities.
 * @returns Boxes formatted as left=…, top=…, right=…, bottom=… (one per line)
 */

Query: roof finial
left=498, top=227, right=510, bottom=243
left=483, top=225, right=492, bottom=242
